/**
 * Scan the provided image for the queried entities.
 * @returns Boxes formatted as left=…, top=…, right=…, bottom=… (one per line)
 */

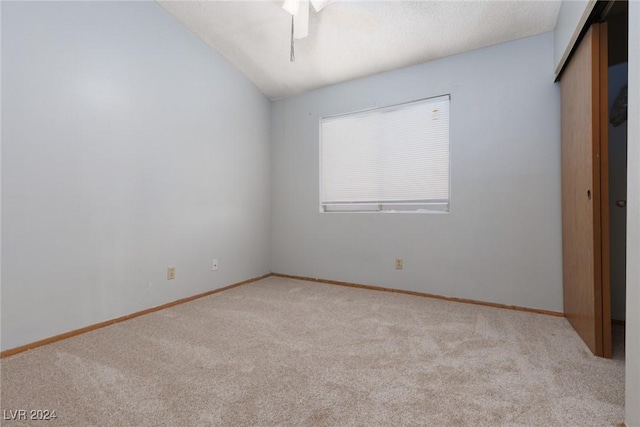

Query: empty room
left=1, top=0, right=639, bottom=426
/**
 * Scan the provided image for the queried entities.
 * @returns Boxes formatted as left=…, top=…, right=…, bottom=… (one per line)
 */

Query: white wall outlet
left=167, top=266, right=176, bottom=280
left=395, top=258, right=403, bottom=270
left=212, top=259, right=218, bottom=271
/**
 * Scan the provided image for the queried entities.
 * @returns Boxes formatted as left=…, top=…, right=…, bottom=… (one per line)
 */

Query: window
left=320, top=95, right=450, bottom=213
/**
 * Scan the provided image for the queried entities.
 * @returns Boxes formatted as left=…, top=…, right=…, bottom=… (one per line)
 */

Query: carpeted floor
left=0, top=276, right=625, bottom=426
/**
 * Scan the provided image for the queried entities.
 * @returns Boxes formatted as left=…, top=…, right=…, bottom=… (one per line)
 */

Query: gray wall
left=1, top=1, right=271, bottom=351
left=271, top=32, right=563, bottom=312
left=626, top=2, right=640, bottom=425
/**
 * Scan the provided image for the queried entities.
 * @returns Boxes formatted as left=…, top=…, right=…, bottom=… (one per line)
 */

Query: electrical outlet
left=167, top=266, right=176, bottom=280
left=212, top=259, right=218, bottom=271
left=395, top=258, right=403, bottom=270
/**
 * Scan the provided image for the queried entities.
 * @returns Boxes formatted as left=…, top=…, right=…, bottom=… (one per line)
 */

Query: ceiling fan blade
left=310, top=0, right=334, bottom=13
left=282, top=0, right=300, bottom=16
left=294, top=0, right=309, bottom=39
left=283, top=0, right=309, bottom=40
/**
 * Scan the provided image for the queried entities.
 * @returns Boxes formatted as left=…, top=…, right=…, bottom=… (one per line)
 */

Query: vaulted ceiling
left=158, top=1, right=561, bottom=99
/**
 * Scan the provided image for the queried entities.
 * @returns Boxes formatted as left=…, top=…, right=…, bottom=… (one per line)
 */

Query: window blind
left=320, top=95, right=450, bottom=212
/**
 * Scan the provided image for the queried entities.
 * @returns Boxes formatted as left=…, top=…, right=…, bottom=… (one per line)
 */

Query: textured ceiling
left=157, top=1, right=561, bottom=99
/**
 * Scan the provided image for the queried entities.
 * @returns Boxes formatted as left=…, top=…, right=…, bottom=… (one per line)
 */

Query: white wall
left=553, top=0, right=595, bottom=77
left=625, top=2, right=640, bottom=425
left=1, top=1, right=271, bottom=351
left=271, top=32, right=563, bottom=312
left=0, top=1, right=3, bottom=347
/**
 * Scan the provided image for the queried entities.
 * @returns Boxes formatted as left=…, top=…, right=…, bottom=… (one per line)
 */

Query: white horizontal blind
left=320, top=95, right=450, bottom=212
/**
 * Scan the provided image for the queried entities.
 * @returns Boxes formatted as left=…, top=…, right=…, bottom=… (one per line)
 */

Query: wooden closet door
left=561, top=23, right=611, bottom=358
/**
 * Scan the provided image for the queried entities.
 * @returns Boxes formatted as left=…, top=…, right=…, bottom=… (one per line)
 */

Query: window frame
left=319, top=94, right=452, bottom=214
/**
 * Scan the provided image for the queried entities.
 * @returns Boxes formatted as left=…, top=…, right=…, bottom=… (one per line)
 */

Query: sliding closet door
left=561, top=23, right=611, bottom=358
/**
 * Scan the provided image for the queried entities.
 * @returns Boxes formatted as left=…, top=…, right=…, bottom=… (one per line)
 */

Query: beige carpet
left=0, top=276, right=625, bottom=426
